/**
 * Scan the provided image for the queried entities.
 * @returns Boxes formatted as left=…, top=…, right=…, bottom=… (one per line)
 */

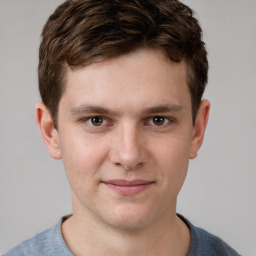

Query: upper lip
left=103, top=180, right=154, bottom=186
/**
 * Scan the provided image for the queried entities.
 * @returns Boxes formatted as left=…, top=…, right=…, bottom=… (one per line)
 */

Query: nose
left=109, top=123, right=146, bottom=170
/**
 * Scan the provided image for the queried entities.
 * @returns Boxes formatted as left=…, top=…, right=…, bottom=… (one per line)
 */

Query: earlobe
left=35, top=102, right=62, bottom=159
left=190, top=99, right=210, bottom=159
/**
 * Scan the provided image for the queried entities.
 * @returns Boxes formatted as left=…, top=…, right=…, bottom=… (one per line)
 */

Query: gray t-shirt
left=4, top=214, right=240, bottom=256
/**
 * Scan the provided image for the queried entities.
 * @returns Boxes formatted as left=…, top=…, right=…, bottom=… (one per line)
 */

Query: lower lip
left=104, top=183, right=153, bottom=196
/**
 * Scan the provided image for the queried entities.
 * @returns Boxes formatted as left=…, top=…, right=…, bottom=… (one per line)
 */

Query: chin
left=105, top=204, right=156, bottom=231
left=109, top=217, right=150, bottom=231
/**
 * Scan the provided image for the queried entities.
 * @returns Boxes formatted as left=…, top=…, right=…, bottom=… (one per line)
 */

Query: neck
left=61, top=207, right=191, bottom=256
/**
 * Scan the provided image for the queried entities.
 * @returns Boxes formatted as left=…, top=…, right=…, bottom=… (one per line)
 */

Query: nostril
left=135, top=162, right=143, bottom=168
left=115, top=162, right=122, bottom=167
left=114, top=161, right=143, bottom=171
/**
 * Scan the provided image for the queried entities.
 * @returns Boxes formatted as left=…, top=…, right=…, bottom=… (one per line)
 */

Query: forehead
left=61, top=48, right=190, bottom=113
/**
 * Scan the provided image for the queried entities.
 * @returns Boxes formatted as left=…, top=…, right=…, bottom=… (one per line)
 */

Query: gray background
left=0, top=0, right=255, bottom=255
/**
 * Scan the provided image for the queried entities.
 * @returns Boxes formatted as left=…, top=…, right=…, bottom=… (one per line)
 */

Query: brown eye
left=89, top=116, right=104, bottom=126
left=152, top=116, right=166, bottom=126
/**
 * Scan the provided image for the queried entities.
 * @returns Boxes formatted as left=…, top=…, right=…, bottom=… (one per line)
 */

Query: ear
left=190, top=99, right=210, bottom=159
left=35, top=102, right=62, bottom=159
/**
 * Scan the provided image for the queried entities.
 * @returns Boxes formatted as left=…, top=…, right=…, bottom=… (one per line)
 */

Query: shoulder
left=3, top=217, right=73, bottom=256
left=190, top=225, right=241, bottom=256
left=178, top=214, right=241, bottom=256
left=3, top=228, right=53, bottom=256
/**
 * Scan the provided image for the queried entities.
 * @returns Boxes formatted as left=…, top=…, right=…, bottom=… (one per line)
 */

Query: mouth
left=102, top=180, right=155, bottom=196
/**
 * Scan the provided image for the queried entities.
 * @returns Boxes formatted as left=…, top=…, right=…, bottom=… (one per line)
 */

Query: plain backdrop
left=0, top=1, right=255, bottom=255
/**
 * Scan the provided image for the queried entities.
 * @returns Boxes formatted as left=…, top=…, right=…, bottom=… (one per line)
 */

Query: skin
left=36, top=48, right=210, bottom=256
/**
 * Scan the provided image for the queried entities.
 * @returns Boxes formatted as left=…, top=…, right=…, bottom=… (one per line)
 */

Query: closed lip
left=102, top=180, right=154, bottom=186
left=102, top=179, right=154, bottom=195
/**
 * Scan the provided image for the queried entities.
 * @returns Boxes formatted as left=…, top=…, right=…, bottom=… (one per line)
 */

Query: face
left=37, top=48, right=209, bottom=231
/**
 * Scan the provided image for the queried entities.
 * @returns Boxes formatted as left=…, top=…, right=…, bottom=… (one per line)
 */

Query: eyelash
left=80, top=115, right=175, bottom=128
left=79, top=116, right=110, bottom=127
left=146, top=116, right=173, bottom=126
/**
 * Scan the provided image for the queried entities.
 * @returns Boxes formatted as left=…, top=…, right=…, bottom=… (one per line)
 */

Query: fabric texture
left=4, top=214, right=241, bottom=256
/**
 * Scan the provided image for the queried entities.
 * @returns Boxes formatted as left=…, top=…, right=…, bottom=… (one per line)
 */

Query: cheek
left=152, top=135, right=192, bottom=189
left=59, top=133, right=108, bottom=189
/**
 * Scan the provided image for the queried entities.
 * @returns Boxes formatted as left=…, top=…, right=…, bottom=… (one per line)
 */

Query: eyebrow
left=140, top=104, right=184, bottom=115
left=70, top=104, right=184, bottom=116
left=70, top=105, right=119, bottom=116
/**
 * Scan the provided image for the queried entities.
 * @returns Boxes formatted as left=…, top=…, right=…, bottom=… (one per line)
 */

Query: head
left=38, top=0, right=208, bottom=128
left=36, top=0, right=210, bottom=232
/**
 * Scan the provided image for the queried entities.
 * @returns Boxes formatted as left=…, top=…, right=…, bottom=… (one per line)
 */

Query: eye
left=87, top=116, right=107, bottom=126
left=148, top=116, right=170, bottom=126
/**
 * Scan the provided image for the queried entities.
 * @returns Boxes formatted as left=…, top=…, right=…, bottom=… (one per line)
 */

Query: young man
left=5, top=0, right=240, bottom=255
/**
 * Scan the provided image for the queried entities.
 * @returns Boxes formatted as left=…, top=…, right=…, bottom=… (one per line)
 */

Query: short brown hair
left=39, top=0, right=208, bottom=127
